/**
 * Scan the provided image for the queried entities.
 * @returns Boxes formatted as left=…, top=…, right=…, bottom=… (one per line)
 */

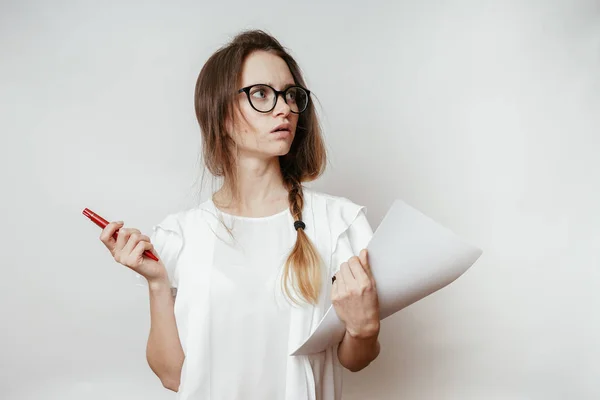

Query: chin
left=272, top=145, right=293, bottom=157
left=268, top=134, right=294, bottom=156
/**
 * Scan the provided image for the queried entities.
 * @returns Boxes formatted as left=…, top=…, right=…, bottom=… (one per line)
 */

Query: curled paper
left=291, top=199, right=483, bottom=356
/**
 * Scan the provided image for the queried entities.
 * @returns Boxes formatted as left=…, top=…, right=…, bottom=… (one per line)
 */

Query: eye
left=251, top=88, right=267, bottom=99
left=286, top=89, right=297, bottom=102
left=248, top=85, right=273, bottom=101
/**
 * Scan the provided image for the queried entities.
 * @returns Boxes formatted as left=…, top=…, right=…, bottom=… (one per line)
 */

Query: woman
left=100, top=29, right=381, bottom=400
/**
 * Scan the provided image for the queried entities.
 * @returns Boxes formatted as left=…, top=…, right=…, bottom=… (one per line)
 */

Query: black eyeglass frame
left=237, top=84, right=311, bottom=114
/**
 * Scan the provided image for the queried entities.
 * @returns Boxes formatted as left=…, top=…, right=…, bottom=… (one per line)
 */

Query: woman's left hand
left=332, top=249, right=380, bottom=339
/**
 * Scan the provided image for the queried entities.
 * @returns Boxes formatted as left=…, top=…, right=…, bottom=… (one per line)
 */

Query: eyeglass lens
left=248, top=85, right=308, bottom=113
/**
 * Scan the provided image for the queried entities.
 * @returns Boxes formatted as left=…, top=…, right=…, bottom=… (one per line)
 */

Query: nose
left=273, top=92, right=291, bottom=116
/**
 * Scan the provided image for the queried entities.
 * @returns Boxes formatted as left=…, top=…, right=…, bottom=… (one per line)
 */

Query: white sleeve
left=135, top=213, right=184, bottom=289
left=330, top=208, right=374, bottom=277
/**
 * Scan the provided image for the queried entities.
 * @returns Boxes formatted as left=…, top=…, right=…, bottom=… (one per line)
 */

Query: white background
left=1, top=0, right=599, bottom=399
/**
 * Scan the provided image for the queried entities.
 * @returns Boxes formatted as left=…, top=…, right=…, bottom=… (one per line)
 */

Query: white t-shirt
left=209, top=204, right=295, bottom=399
left=147, top=188, right=374, bottom=400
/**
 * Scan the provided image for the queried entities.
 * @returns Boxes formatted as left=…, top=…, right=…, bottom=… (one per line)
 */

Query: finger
left=123, top=231, right=143, bottom=256
left=340, top=261, right=354, bottom=280
left=115, top=227, right=131, bottom=252
left=340, top=262, right=356, bottom=290
left=359, top=249, right=373, bottom=277
left=348, top=255, right=370, bottom=286
left=123, top=228, right=142, bottom=239
left=116, top=227, right=140, bottom=248
left=128, top=241, right=154, bottom=269
left=100, top=221, right=124, bottom=249
left=132, top=234, right=150, bottom=243
left=335, top=269, right=347, bottom=292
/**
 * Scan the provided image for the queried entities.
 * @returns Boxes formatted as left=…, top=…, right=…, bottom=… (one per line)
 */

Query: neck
left=214, top=156, right=290, bottom=216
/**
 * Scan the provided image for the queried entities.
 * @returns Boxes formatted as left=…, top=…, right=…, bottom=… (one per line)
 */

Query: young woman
left=100, top=29, right=381, bottom=400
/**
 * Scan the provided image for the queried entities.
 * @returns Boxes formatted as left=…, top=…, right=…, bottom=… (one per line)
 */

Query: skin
left=101, top=50, right=380, bottom=393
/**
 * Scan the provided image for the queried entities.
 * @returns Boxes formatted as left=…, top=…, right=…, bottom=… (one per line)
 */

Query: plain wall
left=1, top=0, right=599, bottom=399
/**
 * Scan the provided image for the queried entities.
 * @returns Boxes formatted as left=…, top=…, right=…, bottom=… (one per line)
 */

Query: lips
left=271, top=123, right=291, bottom=133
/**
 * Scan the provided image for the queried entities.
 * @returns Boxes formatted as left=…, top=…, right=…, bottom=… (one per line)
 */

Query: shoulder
left=153, top=199, right=215, bottom=233
left=303, top=187, right=370, bottom=244
left=304, top=187, right=367, bottom=218
left=304, top=188, right=373, bottom=268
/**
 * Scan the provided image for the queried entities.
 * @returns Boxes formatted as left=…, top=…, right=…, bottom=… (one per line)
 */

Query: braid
left=287, top=177, right=304, bottom=222
left=281, top=174, right=323, bottom=305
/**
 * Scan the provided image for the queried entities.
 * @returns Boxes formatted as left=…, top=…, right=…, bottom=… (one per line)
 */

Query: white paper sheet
left=291, top=199, right=483, bottom=356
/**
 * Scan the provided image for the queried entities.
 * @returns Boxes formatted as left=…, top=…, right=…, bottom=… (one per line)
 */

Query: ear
left=226, top=103, right=246, bottom=138
left=225, top=115, right=234, bottom=136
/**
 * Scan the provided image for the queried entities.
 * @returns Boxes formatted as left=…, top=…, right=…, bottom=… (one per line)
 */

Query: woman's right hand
left=100, top=221, right=169, bottom=285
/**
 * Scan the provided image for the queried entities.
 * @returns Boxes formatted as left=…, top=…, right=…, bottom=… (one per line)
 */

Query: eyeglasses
left=238, top=84, right=310, bottom=114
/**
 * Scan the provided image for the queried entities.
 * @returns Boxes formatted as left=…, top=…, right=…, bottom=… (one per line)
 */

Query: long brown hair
left=194, top=30, right=327, bottom=305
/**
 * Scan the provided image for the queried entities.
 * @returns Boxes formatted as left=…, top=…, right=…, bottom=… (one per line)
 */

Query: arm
left=337, top=326, right=381, bottom=372
left=98, top=221, right=184, bottom=391
left=146, top=278, right=185, bottom=391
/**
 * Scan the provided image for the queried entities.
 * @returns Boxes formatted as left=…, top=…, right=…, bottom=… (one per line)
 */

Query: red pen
left=82, top=208, right=159, bottom=262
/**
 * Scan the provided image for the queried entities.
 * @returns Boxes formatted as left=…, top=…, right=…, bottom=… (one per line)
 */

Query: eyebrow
left=266, top=82, right=296, bottom=90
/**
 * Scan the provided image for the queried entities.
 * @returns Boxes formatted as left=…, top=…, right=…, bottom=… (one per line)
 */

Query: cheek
left=236, top=104, right=264, bottom=135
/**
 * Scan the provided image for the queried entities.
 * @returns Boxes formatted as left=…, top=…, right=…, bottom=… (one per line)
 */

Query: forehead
left=240, top=50, right=295, bottom=89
